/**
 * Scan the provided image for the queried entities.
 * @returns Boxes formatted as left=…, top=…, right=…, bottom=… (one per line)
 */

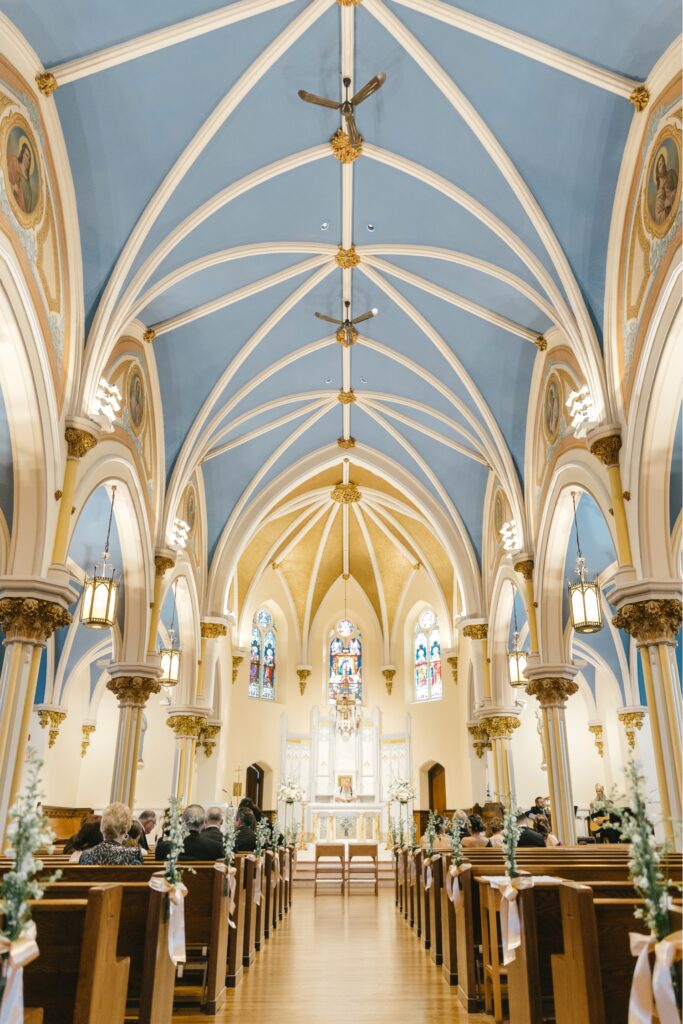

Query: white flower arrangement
left=388, top=778, right=416, bottom=804
left=619, top=760, right=671, bottom=940
left=388, top=817, right=398, bottom=848
left=285, top=822, right=299, bottom=847
left=409, top=818, right=417, bottom=849
left=276, top=777, right=305, bottom=803
left=270, top=818, right=283, bottom=849
left=397, top=816, right=405, bottom=850
left=449, top=814, right=463, bottom=868
left=164, top=796, right=189, bottom=887
left=222, top=810, right=236, bottom=867
left=501, top=796, right=521, bottom=879
left=254, top=817, right=271, bottom=858
left=425, top=811, right=438, bottom=857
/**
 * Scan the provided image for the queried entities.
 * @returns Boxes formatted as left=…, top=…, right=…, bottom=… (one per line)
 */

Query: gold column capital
left=36, top=71, right=58, bottom=96
left=480, top=714, right=520, bottom=739
left=335, top=245, right=360, bottom=269
left=167, top=713, right=207, bottom=739
left=296, top=666, right=312, bottom=695
left=618, top=709, right=646, bottom=749
left=143, top=327, right=157, bottom=343
left=154, top=553, right=175, bottom=577
left=513, top=558, right=534, bottom=580
left=65, top=426, right=98, bottom=460
left=0, top=597, right=72, bottom=643
left=330, top=129, right=362, bottom=162
left=106, top=675, right=160, bottom=707
left=463, top=622, right=488, bottom=641
left=629, top=85, right=650, bottom=111
left=200, top=621, right=227, bottom=639
left=613, top=598, right=682, bottom=645
left=37, top=708, right=67, bottom=748
left=590, top=433, right=622, bottom=467
left=525, top=677, right=579, bottom=708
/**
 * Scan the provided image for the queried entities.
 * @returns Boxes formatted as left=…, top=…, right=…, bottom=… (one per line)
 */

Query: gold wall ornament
left=106, top=675, right=161, bottom=707
left=480, top=715, right=520, bottom=740
left=629, top=85, right=650, bottom=111
left=65, top=426, right=98, bottom=460
left=534, top=336, right=547, bottom=351
left=462, top=623, right=488, bottom=641
left=337, top=436, right=356, bottom=449
left=337, top=389, right=356, bottom=404
left=618, top=710, right=646, bottom=750
left=80, top=723, right=96, bottom=758
left=231, top=655, right=244, bottom=684
left=167, top=713, right=207, bottom=739
left=342, top=572, right=350, bottom=581
left=0, top=597, right=72, bottom=643
left=612, top=598, right=682, bottom=645
left=296, top=667, right=312, bottom=695
left=200, top=723, right=221, bottom=757
left=467, top=722, right=490, bottom=758
left=37, top=709, right=66, bottom=748
left=335, top=246, right=360, bottom=269
left=336, top=325, right=358, bottom=346
left=590, top=434, right=622, bottom=467
left=200, top=621, right=227, bottom=639
left=382, top=668, right=396, bottom=695
left=513, top=558, right=534, bottom=580
left=525, top=677, right=579, bottom=708
left=36, top=72, right=58, bottom=96
left=143, top=327, right=156, bottom=343
left=154, top=554, right=175, bottom=577
left=331, top=481, right=361, bottom=504
left=330, top=128, right=362, bottom=163
left=588, top=723, right=605, bottom=757
left=447, top=655, right=458, bottom=684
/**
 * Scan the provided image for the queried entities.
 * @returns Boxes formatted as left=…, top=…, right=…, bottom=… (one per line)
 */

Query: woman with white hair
left=79, top=802, right=144, bottom=865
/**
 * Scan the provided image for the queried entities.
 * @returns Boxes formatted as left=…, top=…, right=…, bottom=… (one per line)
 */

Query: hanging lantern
left=567, top=492, right=603, bottom=634
left=159, top=580, right=181, bottom=686
left=80, top=486, right=119, bottom=628
left=507, top=582, right=528, bottom=687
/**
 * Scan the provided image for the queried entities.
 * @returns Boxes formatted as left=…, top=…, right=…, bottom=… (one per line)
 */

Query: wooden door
left=246, top=763, right=264, bottom=808
left=428, top=763, right=446, bottom=812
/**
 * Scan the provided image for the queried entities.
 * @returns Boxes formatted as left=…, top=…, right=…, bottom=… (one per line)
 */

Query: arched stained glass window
left=249, top=608, right=276, bottom=700
left=328, top=620, right=362, bottom=704
left=414, top=609, right=441, bottom=701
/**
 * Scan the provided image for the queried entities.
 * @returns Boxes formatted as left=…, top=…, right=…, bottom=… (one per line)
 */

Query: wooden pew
left=278, top=848, right=286, bottom=921
left=227, top=856, right=247, bottom=988
left=456, top=865, right=481, bottom=1011
left=417, top=850, right=432, bottom=951
left=427, top=854, right=444, bottom=967
left=411, top=851, right=422, bottom=938
left=439, top=856, right=457, bottom=985
left=22, top=884, right=129, bottom=1024
left=241, top=855, right=258, bottom=968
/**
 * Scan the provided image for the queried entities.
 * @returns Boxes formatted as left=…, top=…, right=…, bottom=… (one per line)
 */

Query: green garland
left=164, top=796, right=189, bottom=887
left=501, top=795, right=521, bottom=880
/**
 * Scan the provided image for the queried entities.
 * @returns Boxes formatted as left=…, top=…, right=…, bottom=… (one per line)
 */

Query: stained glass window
left=329, top=621, right=362, bottom=704
left=249, top=608, right=276, bottom=700
left=414, top=610, right=441, bottom=701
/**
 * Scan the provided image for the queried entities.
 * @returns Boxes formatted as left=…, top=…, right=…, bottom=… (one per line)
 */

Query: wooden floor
left=173, top=889, right=488, bottom=1022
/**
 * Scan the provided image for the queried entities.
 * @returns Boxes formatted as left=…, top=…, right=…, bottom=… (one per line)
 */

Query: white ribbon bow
left=247, top=855, right=264, bottom=906
left=284, top=853, right=290, bottom=883
left=628, top=930, right=682, bottom=1024
left=423, top=857, right=433, bottom=891
left=489, top=876, right=533, bottom=965
left=0, top=921, right=39, bottom=1024
left=148, top=875, right=188, bottom=965
left=446, top=862, right=470, bottom=908
left=271, top=852, right=281, bottom=888
left=214, top=862, right=238, bottom=929
left=409, top=857, right=417, bottom=887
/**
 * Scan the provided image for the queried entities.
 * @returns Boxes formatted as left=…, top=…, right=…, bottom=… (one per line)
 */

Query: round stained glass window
left=255, top=608, right=272, bottom=628
left=418, top=609, right=436, bottom=631
left=336, top=618, right=355, bottom=637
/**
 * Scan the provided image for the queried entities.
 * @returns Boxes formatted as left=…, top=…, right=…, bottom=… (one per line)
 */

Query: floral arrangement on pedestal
left=501, top=796, right=521, bottom=880
left=276, top=778, right=305, bottom=804
left=0, top=751, right=58, bottom=1019
left=388, top=778, right=416, bottom=804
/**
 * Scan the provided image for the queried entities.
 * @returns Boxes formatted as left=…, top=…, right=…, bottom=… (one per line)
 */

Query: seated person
left=452, top=809, right=471, bottom=840
left=64, top=815, right=103, bottom=863
left=238, top=797, right=263, bottom=823
left=234, top=807, right=257, bottom=852
left=534, top=816, right=560, bottom=846
left=125, top=818, right=149, bottom=855
left=516, top=812, right=546, bottom=847
left=420, top=815, right=452, bottom=851
left=79, top=803, right=144, bottom=865
left=203, top=805, right=225, bottom=847
left=461, top=814, right=491, bottom=848
left=486, top=816, right=504, bottom=847
left=528, top=796, right=550, bottom=822
left=155, top=804, right=225, bottom=861
left=137, top=809, right=157, bottom=851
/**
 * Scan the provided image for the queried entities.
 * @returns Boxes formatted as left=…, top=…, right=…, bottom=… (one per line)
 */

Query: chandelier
left=507, top=581, right=528, bottom=686
left=159, top=578, right=181, bottom=686
left=567, top=491, right=603, bottom=634
left=80, top=485, right=119, bottom=629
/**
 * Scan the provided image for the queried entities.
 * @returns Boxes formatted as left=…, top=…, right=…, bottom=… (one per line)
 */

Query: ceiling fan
left=315, top=300, right=378, bottom=346
left=298, top=73, right=386, bottom=147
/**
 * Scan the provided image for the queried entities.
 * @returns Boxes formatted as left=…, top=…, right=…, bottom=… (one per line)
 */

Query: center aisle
left=174, top=889, right=488, bottom=1023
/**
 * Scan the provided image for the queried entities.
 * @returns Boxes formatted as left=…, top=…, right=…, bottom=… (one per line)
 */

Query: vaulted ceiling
left=5, top=0, right=678, bottom=611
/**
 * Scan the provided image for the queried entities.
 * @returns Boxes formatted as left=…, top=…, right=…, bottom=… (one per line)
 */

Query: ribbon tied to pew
left=446, top=862, right=470, bottom=908
left=148, top=875, right=188, bottom=965
left=0, top=921, right=39, bottom=1024
left=247, top=854, right=264, bottom=906
left=423, top=856, right=433, bottom=892
left=628, top=929, right=682, bottom=1024
left=284, top=851, right=290, bottom=883
left=409, top=856, right=416, bottom=888
left=397, top=855, right=404, bottom=884
left=214, top=862, right=238, bottom=928
left=488, top=876, right=534, bottom=965
left=271, top=851, right=281, bottom=889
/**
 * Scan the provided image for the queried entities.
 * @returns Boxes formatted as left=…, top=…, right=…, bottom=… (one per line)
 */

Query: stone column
left=146, top=551, right=175, bottom=654
left=462, top=621, right=491, bottom=700
left=587, top=426, right=634, bottom=568
left=0, top=579, right=75, bottom=835
left=611, top=583, right=682, bottom=843
left=479, top=713, right=520, bottom=801
left=107, top=665, right=161, bottom=807
left=196, top=620, right=227, bottom=700
left=513, top=556, right=539, bottom=655
left=51, top=420, right=100, bottom=566
left=167, top=710, right=208, bottom=802
left=524, top=665, right=579, bottom=844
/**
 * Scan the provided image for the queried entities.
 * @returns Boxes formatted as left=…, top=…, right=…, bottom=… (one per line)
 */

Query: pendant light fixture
left=159, top=578, right=181, bottom=686
left=567, top=491, right=603, bottom=634
left=80, top=485, right=120, bottom=629
left=507, top=581, right=528, bottom=686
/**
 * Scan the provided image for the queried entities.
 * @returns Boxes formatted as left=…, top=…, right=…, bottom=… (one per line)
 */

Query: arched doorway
left=428, top=763, right=446, bottom=812
left=246, top=763, right=264, bottom=809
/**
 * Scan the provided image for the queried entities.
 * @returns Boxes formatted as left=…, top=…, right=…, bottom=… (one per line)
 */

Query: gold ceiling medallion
left=330, top=129, right=362, bottom=163
left=629, top=86, right=650, bottom=112
left=36, top=72, right=58, bottom=96
left=337, top=0, right=362, bottom=6
left=335, top=246, right=360, bottom=269
left=336, top=324, right=358, bottom=345
left=331, top=481, right=361, bottom=504
left=337, top=436, right=356, bottom=449
left=534, top=336, right=547, bottom=351
left=143, top=327, right=156, bottom=343
left=337, top=389, right=356, bottom=404
left=342, top=572, right=351, bottom=580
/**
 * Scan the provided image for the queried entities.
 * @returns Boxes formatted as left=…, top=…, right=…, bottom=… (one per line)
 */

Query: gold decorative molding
left=382, top=668, right=396, bottom=696
left=513, top=559, right=534, bottom=580
left=200, top=723, right=220, bottom=756
left=106, top=675, right=161, bottom=707
left=336, top=325, right=358, bottom=346
left=525, top=677, right=579, bottom=708
left=342, top=572, right=350, bottom=581
left=335, top=246, right=360, bottom=269
left=330, top=128, right=362, bottom=162
left=337, top=389, right=356, bottom=405
left=37, top=709, right=66, bottom=748
left=154, top=554, right=175, bottom=577
left=65, top=426, right=98, bottom=460
left=618, top=710, right=645, bottom=750
left=36, top=72, right=58, bottom=96
left=480, top=715, right=520, bottom=740
left=590, top=434, right=622, bottom=467
left=200, top=622, right=227, bottom=639
left=534, top=336, right=547, bottom=352
left=81, top=723, right=96, bottom=758
left=143, top=327, right=156, bottom=343
left=612, top=599, right=682, bottom=645
left=337, top=436, right=356, bottom=449
left=331, top=481, right=361, bottom=504
left=588, top=723, right=604, bottom=757
left=167, top=714, right=207, bottom=739
left=337, top=0, right=362, bottom=7
left=0, top=597, right=72, bottom=643
left=446, top=655, right=458, bottom=684
left=296, top=668, right=311, bottom=696
left=629, top=85, right=650, bottom=112
left=467, top=722, right=491, bottom=758
left=232, top=655, right=244, bottom=684
left=463, top=623, right=488, bottom=641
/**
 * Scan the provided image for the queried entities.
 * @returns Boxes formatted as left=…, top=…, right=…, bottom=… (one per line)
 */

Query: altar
left=308, top=802, right=385, bottom=841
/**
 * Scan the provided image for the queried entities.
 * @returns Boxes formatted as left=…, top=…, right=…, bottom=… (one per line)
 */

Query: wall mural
left=531, top=349, right=585, bottom=519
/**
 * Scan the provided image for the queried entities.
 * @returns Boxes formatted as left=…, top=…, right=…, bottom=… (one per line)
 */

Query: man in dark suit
left=516, top=812, right=546, bottom=847
left=155, top=804, right=225, bottom=861
left=203, top=806, right=226, bottom=848
left=234, top=807, right=257, bottom=852
left=138, top=809, right=156, bottom=852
